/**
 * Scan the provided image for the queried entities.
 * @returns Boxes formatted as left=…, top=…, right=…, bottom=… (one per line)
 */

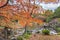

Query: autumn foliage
left=0, top=0, right=57, bottom=28
left=0, top=0, right=8, bottom=7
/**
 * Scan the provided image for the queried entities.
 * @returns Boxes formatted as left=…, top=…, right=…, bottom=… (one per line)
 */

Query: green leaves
left=54, top=6, right=60, bottom=18
left=17, top=36, right=23, bottom=40
left=42, top=29, right=50, bottom=35
left=46, top=14, right=54, bottom=22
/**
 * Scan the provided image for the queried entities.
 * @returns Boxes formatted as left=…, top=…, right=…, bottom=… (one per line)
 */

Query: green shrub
left=42, top=29, right=50, bottom=35
left=27, top=31, right=32, bottom=35
left=17, top=36, right=23, bottom=40
left=23, top=33, right=31, bottom=39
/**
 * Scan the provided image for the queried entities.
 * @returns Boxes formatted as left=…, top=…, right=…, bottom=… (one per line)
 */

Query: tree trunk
left=25, top=26, right=27, bottom=33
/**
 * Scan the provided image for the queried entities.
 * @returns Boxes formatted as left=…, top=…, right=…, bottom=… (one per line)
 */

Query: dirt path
left=29, top=34, right=60, bottom=40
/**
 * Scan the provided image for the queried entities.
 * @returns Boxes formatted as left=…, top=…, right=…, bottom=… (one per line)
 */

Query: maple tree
left=0, top=0, right=57, bottom=29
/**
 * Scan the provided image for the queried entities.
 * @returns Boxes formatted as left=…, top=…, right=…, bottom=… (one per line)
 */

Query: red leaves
left=0, top=0, right=8, bottom=7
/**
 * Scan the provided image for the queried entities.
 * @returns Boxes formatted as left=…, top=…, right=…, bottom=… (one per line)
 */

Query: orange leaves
left=44, top=0, right=56, bottom=3
left=0, top=0, right=7, bottom=7
left=39, top=0, right=57, bottom=3
left=0, top=0, right=44, bottom=28
left=0, top=10, right=44, bottom=28
left=0, top=11, right=10, bottom=19
left=33, top=18, right=43, bottom=24
left=19, top=20, right=26, bottom=27
left=20, top=12, right=31, bottom=18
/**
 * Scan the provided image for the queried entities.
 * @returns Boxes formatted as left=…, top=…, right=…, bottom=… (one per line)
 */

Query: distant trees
left=54, top=7, right=60, bottom=18
left=44, top=10, right=53, bottom=16
left=43, top=10, right=54, bottom=22
left=45, top=7, right=60, bottom=22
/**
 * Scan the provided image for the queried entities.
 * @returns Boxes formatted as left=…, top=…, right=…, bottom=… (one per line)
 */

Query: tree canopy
left=54, top=6, right=60, bottom=18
